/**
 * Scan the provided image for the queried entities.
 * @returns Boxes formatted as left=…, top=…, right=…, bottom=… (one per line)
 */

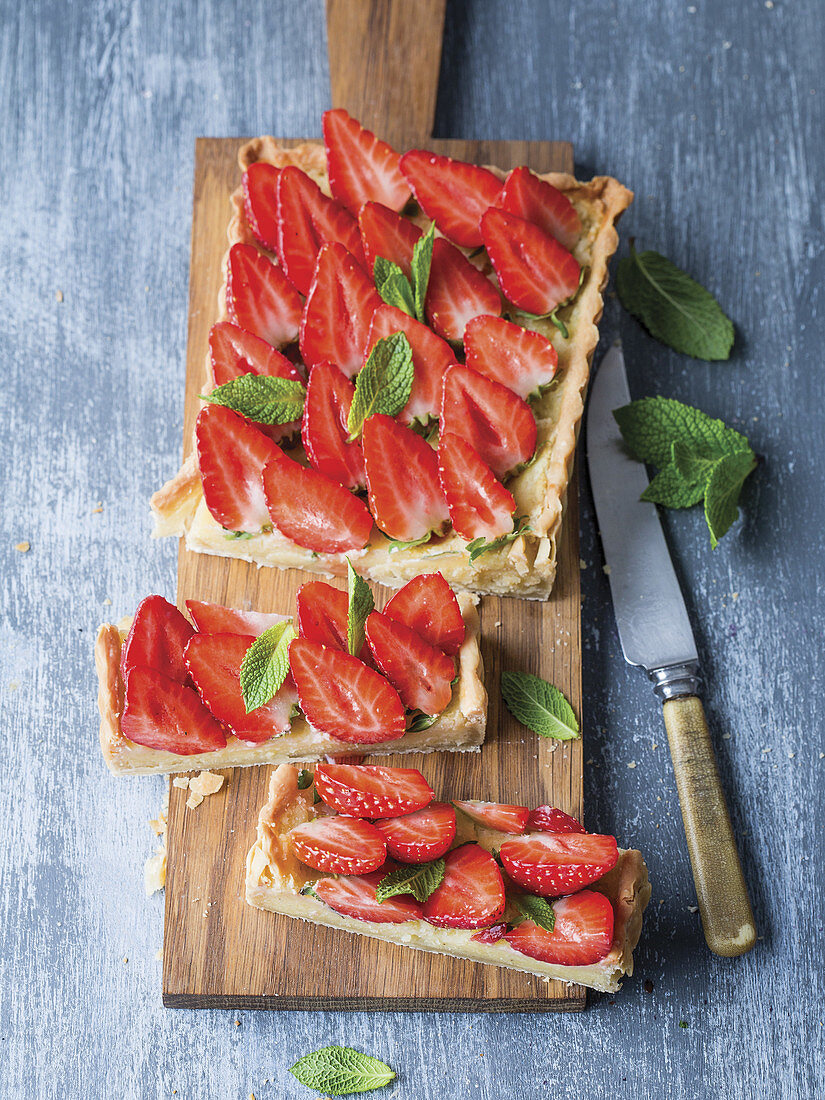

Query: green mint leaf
left=615, top=244, right=734, bottom=360
left=201, top=373, right=306, bottom=425
left=411, top=221, right=435, bottom=322
left=374, top=256, right=416, bottom=317
left=387, top=533, right=433, bottom=553
left=613, top=396, right=752, bottom=469
left=299, top=882, right=319, bottom=898
left=239, top=621, right=296, bottom=713
left=548, top=310, right=569, bottom=339
left=407, top=710, right=437, bottom=733
left=376, top=858, right=445, bottom=903
left=704, top=449, right=757, bottom=549
left=289, top=1046, right=396, bottom=1096
left=513, top=893, right=556, bottom=932
left=670, top=438, right=720, bottom=487
left=346, top=332, right=414, bottom=439
left=500, top=670, right=579, bottom=741
left=640, top=462, right=705, bottom=509
left=466, top=517, right=530, bottom=564
left=296, top=768, right=313, bottom=790
left=346, top=558, right=374, bottom=657
left=223, top=529, right=258, bottom=540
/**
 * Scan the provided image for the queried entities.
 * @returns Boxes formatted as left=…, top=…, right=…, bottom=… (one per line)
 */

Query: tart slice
left=246, top=765, right=651, bottom=994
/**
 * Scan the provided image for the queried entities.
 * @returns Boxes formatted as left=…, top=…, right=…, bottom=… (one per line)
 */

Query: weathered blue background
left=1, top=1, right=822, bottom=1097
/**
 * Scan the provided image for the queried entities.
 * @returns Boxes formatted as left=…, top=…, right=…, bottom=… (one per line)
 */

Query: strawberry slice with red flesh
left=424, top=237, right=502, bottom=343
left=299, top=243, right=382, bottom=376
left=301, top=361, right=366, bottom=489
left=262, top=451, right=373, bottom=554
left=295, top=581, right=349, bottom=651
left=383, top=572, right=465, bottom=657
left=480, top=207, right=581, bottom=317
left=185, top=600, right=287, bottom=638
left=359, top=201, right=422, bottom=281
left=196, top=404, right=281, bottom=533
left=276, top=166, right=365, bottom=296
left=495, top=166, right=581, bottom=252
left=453, top=800, right=529, bottom=834
left=365, top=610, right=455, bottom=716
left=441, top=364, right=537, bottom=478
left=362, top=414, right=450, bottom=541
left=289, top=815, right=387, bottom=875
left=314, top=764, right=434, bottom=819
left=471, top=922, right=508, bottom=945
left=422, top=844, right=506, bottom=929
left=365, top=304, right=457, bottom=425
left=225, top=243, right=302, bottom=348
left=120, top=594, right=195, bottom=685
left=209, top=322, right=303, bottom=387
left=499, top=832, right=619, bottom=897
left=463, top=314, right=558, bottom=401
left=399, top=150, right=502, bottom=249
left=504, top=890, right=614, bottom=966
left=323, top=108, right=411, bottom=215
left=437, top=432, right=516, bottom=542
left=121, top=667, right=227, bottom=755
left=527, top=805, right=586, bottom=834
left=242, top=162, right=281, bottom=251
left=375, top=802, right=456, bottom=864
left=314, top=869, right=423, bottom=923
left=289, top=637, right=406, bottom=744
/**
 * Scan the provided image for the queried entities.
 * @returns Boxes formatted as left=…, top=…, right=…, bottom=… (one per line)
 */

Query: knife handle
left=662, top=694, right=756, bottom=957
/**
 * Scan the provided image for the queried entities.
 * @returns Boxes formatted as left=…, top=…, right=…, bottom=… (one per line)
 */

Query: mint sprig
left=239, top=620, right=295, bottom=712
left=289, top=1046, right=396, bottom=1096
left=513, top=893, right=556, bottom=932
left=346, top=558, right=374, bottom=657
left=466, top=516, right=530, bottom=564
left=376, top=857, right=445, bottom=903
left=500, top=671, right=579, bottom=741
left=347, top=332, right=414, bottom=439
left=201, top=373, right=306, bottom=424
left=372, top=222, right=435, bottom=324
left=411, top=222, right=435, bottom=322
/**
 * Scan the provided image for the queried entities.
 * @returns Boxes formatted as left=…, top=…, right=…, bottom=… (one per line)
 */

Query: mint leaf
left=616, top=244, right=734, bottom=360
left=513, top=893, right=556, bottom=932
left=614, top=396, right=751, bottom=469
left=346, top=559, right=374, bottom=657
left=201, top=373, right=306, bottom=425
left=411, top=221, right=435, bottom=322
left=296, top=768, right=313, bottom=790
left=501, top=671, right=579, bottom=741
left=376, top=857, right=445, bottom=903
left=374, top=256, right=415, bottom=317
left=704, top=449, right=757, bottom=549
left=466, top=517, right=529, bottom=564
left=407, top=710, right=438, bottom=733
left=239, top=621, right=295, bottom=712
left=640, top=462, right=705, bottom=509
left=347, top=332, right=414, bottom=439
left=387, top=533, right=433, bottom=553
left=289, top=1046, right=396, bottom=1096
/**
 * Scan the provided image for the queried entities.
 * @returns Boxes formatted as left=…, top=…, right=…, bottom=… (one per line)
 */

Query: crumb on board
left=14, top=541, right=30, bottom=553
left=186, top=792, right=204, bottom=810
left=172, top=776, right=189, bottom=789
left=189, top=770, right=225, bottom=797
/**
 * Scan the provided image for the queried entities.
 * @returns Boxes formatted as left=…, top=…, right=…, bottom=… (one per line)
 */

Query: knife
left=586, top=345, right=756, bottom=957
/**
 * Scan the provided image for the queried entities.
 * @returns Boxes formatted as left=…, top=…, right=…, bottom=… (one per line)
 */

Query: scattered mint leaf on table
left=346, top=559, right=374, bottom=657
left=704, top=449, right=758, bottom=548
left=500, top=671, right=579, bottom=741
left=374, top=256, right=416, bottom=317
left=347, top=332, right=414, bottom=439
left=239, top=621, right=295, bottom=712
left=376, top=857, right=445, bottom=903
left=513, top=893, right=556, bottom=932
left=200, top=373, right=306, bottom=424
left=641, top=461, right=705, bottom=509
left=411, top=221, right=435, bottom=322
left=289, top=1045, right=396, bottom=1096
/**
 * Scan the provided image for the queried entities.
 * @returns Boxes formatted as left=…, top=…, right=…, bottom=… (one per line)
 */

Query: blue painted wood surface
left=1, top=1, right=822, bottom=1096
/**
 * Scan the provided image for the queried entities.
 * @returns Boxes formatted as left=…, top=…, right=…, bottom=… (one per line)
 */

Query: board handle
left=326, top=0, right=447, bottom=147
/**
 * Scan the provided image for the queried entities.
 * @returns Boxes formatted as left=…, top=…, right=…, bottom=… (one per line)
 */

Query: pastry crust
left=246, top=765, right=651, bottom=994
left=151, top=140, right=632, bottom=599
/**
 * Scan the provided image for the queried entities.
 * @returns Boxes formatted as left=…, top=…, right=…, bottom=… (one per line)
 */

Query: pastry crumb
left=186, top=792, right=204, bottom=809
left=235, top=1019, right=241, bottom=1026
left=55, top=288, right=64, bottom=302
left=92, top=503, right=104, bottom=514
left=687, top=905, right=699, bottom=913
left=155, top=948, right=163, bottom=961
left=172, top=776, right=190, bottom=789
left=602, top=564, right=612, bottom=575
left=103, top=597, right=112, bottom=605
left=627, top=760, right=637, bottom=769
left=14, top=541, right=30, bottom=553
left=123, top=956, right=128, bottom=963
left=189, top=770, right=225, bottom=797
left=579, top=558, right=587, bottom=570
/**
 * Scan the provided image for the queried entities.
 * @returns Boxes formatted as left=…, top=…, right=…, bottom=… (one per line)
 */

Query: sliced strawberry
left=121, top=666, right=227, bottom=754
left=504, top=890, right=614, bottom=966
left=471, top=922, right=508, bottom=945
left=362, top=414, right=449, bottom=541
left=314, top=869, right=423, bottom=923
left=375, top=802, right=456, bottom=863
left=424, top=237, right=502, bottom=343
left=437, top=433, right=516, bottom=541
left=526, top=806, right=586, bottom=834
left=399, top=150, right=502, bottom=248
left=480, top=208, right=581, bottom=316
left=365, top=610, right=454, bottom=716
left=209, top=322, right=303, bottom=387
left=120, top=595, right=195, bottom=685
left=276, top=166, right=364, bottom=295
left=453, top=800, right=529, bottom=834
left=289, top=638, right=406, bottom=744
left=196, top=404, right=281, bottom=533
left=499, top=832, right=619, bottom=897
left=289, top=815, right=386, bottom=875
left=365, top=304, right=457, bottom=424
left=440, top=364, right=537, bottom=478
left=301, top=361, right=366, bottom=489
left=295, top=581, right=349, bottom=651
left=242, top=162, right=281, bottom=251
left=185, top=600, right=287, bottom=638
left=463, top=315, right=558, bottom=400
left=422, top=844, right=506, bottom=929
left=225, top=243, right=302, bottom=348
left=299, top=243, right=382, bottom=376
left=262, top=452, right=373, bottom=553
left=495, top=166, right=581, bottom=252
left=314, top=764, right=434, bottom=819
left=323, top=109, right=410, bottom=214
left=358, top=201, right=422, bottom=280
left=383, top=573, right=465, bottom=657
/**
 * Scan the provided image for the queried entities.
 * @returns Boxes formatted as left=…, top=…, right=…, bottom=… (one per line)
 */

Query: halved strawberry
left=526, top=806, right=586, bottom=834
left=504, top=890, right=614, bottom=966
left=399, top=150, right=502, bottom=248
left=289, top=815, right=386, bottom=875
left=362, top=414, right=450, bottom=542
left=365, top=304, right=457, bottom=424
left=262, top=452, right=373, bottom=553
left=120, top=594, right=195, bottom=685
left=323, top=109, right=410, bottom=214
left=289, top=638, right=406, bottom=744
left=422, top=844, right=506, bottom=928
left=185, top=600, right=287, bottom=638
left=480, top=208, right=581, bottom=316
left=375, top=802, right=456, bottom=863
left=437, top=433, right=517, bottom=541
left=365, top=610, right=455, bottom=715
left=453, top=800, right=529, bottom=834
left=299, top=243, right=382, bottom=376
left=463, top=315, right=558, bottom=400
left=358, top=201, right=422, bottom=280
left=440, top=364, right=537, bottom=478
left=196, top=404, right=281, bottom=533
left=209, top=322, right=303, bottom=387
left=383, top=573, right=465, bottom=657
left=225, top=243, right=303, bottom=348
left=314, top=764, right=434, bottom=819
left=121, top=666, right=227, bottom=755
left=314, top=869, right=423, bottom=923
left=301, top=361, right=366, bottom=489
left=471, top=923, right=508, bottom=945
left=499, top=832, right=619, bottom=897
left=424, top=237, right=501, bottom=343
left=295, top=581, right=349, bottom=651
left=242, top=162, right=281, bottom=251
left=495, top=166, right=581, bottom=252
